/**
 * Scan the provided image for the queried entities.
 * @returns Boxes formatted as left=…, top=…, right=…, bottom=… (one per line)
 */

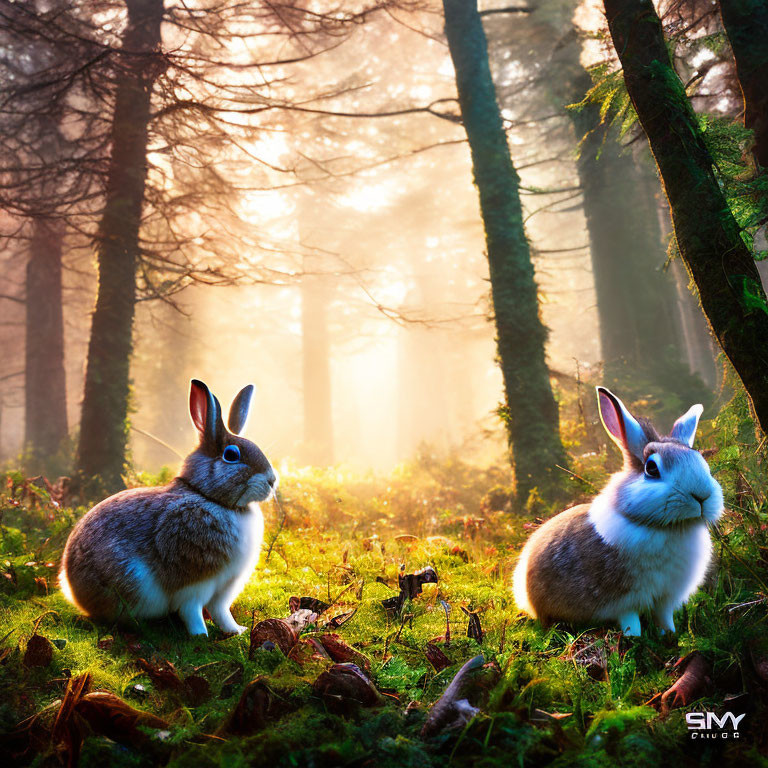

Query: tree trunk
left=443, top=0, right=567, bottom=502
left=604, top=0, right=768, bottom=434
left=570, top=97, right=683, bottom=378
left=25, top=216, right=68, bottom=472
left=76, top=0, right=164, bottom=492
left=719, top=0, right=768, bottom=168
left=300, top=269, right=334, bottom=466
left=298, top=192, right=334, bottom=466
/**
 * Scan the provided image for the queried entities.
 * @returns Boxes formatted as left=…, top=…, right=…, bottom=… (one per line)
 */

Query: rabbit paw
left=617, top=612, right=641, bottom=637
left=208, top=604, right=247, bottom=635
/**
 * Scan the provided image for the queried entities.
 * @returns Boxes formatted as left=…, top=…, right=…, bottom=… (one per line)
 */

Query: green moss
left=1, top=436, right=767, bottom=765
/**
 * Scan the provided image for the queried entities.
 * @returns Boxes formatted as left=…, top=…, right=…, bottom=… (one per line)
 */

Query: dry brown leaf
left=424, top=642, right=451, bottom=673
left=136, top=657, right=183, bottom=692
left=23, top=634, right=53, bottom=668
left=313, top=663, right=380, bottom=715
left=318, top=633, right=371, bottom=672
left=249, top=619, right=298, bottom=658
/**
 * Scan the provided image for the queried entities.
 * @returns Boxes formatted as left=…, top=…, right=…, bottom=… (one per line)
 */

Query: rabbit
left=512, top=386, right=723, bottom=636
left=59, top=379, right=277, bottom=636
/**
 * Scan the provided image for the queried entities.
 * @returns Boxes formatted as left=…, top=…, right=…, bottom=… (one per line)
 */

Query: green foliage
left=568, top=63, right=638, bottom=144
left=0, top=425, right=767, bottom=766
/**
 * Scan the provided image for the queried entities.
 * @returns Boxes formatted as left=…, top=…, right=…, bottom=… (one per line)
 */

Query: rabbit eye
left=644, top=457, right=661, bottom=479
left=222, top=445, right=241, bottom=464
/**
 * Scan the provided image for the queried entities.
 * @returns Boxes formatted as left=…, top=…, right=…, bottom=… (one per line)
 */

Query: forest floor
left=1, top=444, right=767, bottom=767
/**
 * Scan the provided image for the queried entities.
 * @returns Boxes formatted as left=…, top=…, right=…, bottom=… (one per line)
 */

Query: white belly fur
left=131, top=502, right=264, bottom=618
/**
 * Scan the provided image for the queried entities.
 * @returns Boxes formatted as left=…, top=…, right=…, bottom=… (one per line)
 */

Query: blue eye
left=222, top=445, right=241, bottom=463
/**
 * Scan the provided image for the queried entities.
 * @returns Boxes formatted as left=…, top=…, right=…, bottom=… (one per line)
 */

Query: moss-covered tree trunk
left=25, top=217, right=68, bottom=471
left=604, top=0, right=768, bottom=434
left=443, top=0, right=567, bottom=501
left=76, top=0, right=164, bottom=492
left=719, top=0, right=768, bottom=168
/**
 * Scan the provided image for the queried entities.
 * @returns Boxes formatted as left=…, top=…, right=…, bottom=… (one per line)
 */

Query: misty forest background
left=2, top=0, right=768, bottom=766
left=4, top=0, right=768, bottom=498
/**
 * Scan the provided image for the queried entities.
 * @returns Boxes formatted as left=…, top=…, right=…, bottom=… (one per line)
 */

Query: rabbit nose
left=267, top=468, right=278, bottom=487
left=691, top=492, right=708, bottom=504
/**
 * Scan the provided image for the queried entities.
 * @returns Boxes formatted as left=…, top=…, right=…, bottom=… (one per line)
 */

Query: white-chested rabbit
left=513, top=387, right=723, bottom=636
left=60, top=379, right=277, bottom=636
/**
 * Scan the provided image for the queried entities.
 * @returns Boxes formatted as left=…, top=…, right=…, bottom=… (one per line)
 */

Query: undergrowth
left=0, top=393, right=767, bottom=766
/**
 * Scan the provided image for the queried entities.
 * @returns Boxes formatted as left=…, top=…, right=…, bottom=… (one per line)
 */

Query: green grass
left=1, top=444, right=767, bottom=767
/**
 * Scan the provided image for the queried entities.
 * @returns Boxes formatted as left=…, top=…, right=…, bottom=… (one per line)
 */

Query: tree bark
left=76, top=0, right=164, bottom=492
left=604, top=0, right=768, bottom=434
left=443, top=0, right=567, bottom=501
left=719, top=0, right=768, bottom=168
left=24, top=216, right=68, bottom=471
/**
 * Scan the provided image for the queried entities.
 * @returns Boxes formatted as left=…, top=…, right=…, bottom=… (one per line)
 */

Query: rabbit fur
left=60, top=379, right=277, bottom=636
left=513, top=387, right=723, bottom=636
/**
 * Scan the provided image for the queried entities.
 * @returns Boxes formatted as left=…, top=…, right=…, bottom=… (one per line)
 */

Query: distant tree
left=1, top=0, right=402, bottom=491
left=442, top=0, right=567, bottom=502
left=0, top=3, right=93, bottom=471
left=603, top=0, right=768, bottom=433
left=562, top=73, right=686, bottom=386
left=718, top=0, right=768, bottom=169
left=297, top=189, right=335, bottom=466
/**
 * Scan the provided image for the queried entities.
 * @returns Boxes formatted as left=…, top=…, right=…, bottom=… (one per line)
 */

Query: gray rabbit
left=60, top=379, right=277, bottom=636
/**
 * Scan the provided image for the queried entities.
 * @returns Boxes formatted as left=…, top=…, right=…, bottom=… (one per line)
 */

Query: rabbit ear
left=596, top=387, right=648, bottom=461
left=228, top=384, right=254, bottom=435
left=189, top=379, right=223, bottom=446
left=670, top=403, right=703, bottom=447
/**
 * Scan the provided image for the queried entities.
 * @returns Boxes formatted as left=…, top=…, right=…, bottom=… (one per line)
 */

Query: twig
left=555, top=465, right=597, bottom=493
left=129, top=426, right=185, bottom=460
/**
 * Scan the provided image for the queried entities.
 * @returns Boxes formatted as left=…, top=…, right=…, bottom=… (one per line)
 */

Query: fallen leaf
left=249, top=619, right=298, bottom=658
left=319, top=633, right=371, bottom=672
left=424, top=642, right=451, bottom=673
left=313, top=663, right=380, bottom=715
left=219, top=677, right=273, bottom=735
left=136, top=658, right=183, bottom=692
left=286, top=637, right=333, bottom=665
left=76, top=690, right=169, bottom=744
left=461, top=606, right=483, bottom=644
left=289, top=596, right=331, bottom=614
left=327, top=607, right=358, bottom=629
left=23, top=634, right=53, bottom=668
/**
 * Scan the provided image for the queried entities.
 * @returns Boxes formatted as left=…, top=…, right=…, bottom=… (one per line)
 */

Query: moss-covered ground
left=1, top=398, right=768, bottom=767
